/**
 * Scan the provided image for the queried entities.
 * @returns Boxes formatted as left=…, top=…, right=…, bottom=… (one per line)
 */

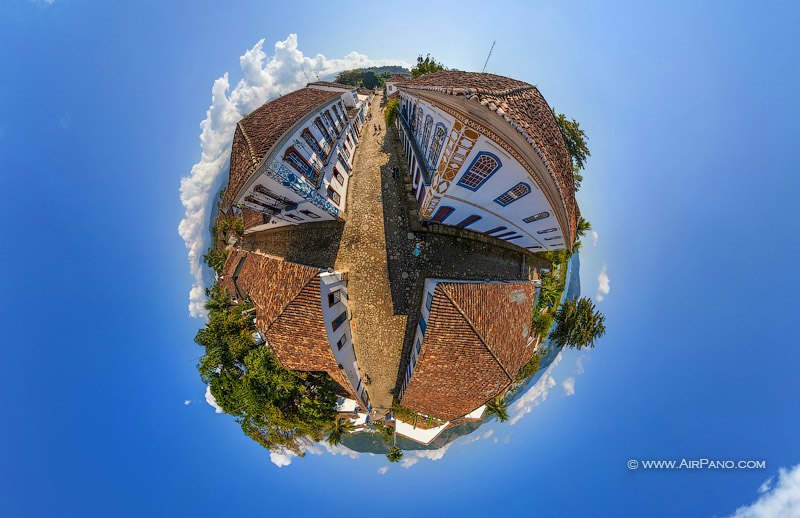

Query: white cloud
left=562, top=377, right=576, bottom=396
left=377, top=466, right=389, bottom=475
left=183, top=400, right=191, bottom=406
left=590, top=230, right=599, bottom=246
left=269, top=450, right=295, bottom=467
left=728, top=465, right=800, bottom=518
left=508, top=353, right=562, bottom=425
left=59, top=112, right=71, bottom=130
left=400, top=445, right=451, bottom=469
left=596, top=264, right=610, bottom=301
left=576, top=355, right=586, bottom=375
left=204, top=385, right=223, bottom=414
left=178, top=34, right=411, bottom=317
left=31, top=0, right=56, bottom=5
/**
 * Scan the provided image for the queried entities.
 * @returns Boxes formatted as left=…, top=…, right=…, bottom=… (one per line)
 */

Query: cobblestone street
left=245, top=94, right=549, bottom=414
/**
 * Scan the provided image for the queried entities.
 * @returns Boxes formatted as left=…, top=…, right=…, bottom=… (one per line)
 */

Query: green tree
left=386, top=445, right=404, bottom=463
left=555, top=114, right=590, bottom=171
left=576, top=217, right=592, bottom=238
left=384, top=98, right=400, bottom=126
left=195, top=287, right=339, bottom=455
left=549, top=297, right=606, bottom=350
left=361, top=70, right=382, bottom=89
left=485, top=395, right=509, bottom=422
left=326, top=418, right=355, bottom=446
left=203, top=246, right=228, bottom=273
left=411, top=54, right=445, bottom=78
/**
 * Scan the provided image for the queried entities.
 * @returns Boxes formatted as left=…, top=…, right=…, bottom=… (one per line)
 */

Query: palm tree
left=485, top=395, right=509, bottom=422
left=576, top=217, right=592, bottom=238
left=326, top=418, right=355, bottom=446
left=386, top=445, right=404, bottom=463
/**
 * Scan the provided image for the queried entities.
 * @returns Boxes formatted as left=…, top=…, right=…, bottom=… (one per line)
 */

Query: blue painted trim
left=456, top=151, right=503, bottom=191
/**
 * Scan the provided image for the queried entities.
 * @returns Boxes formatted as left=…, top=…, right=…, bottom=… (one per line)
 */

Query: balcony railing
left=398, top=114, right=432, bottom=185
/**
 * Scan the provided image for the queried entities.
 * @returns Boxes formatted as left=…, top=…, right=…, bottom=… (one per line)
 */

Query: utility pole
left=482, top=40, right=496, bottom=73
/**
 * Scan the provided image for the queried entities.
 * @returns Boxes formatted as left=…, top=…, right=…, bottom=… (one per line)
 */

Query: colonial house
left=221, top=84, right=364, bottom=232
left=395, top=71, right=580, bottom=252
left=218, top=248, right=370, bottom=410
left=398, top=279, right=537, bottom=422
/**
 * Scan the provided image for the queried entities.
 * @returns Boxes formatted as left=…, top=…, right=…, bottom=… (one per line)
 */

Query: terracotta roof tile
left=307, top=81, right=356, bottom=91
left=222, top=88, right=342, bottom=210
left=402, top=71, right=579, bottom=243
left=400, top=281, right=536, bottom=421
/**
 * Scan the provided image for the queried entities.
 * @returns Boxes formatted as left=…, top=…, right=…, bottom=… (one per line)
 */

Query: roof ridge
left=266, top=267, right=321, bottom=329
left=438, top=283, right=513, bottom=382
left=236, top=122, right=259, bottom=169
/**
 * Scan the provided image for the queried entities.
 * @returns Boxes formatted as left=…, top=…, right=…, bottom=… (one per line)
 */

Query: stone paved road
left=334, top=97, right=407, bottom=412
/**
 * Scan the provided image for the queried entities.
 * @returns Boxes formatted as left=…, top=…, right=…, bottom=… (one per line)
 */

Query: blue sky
left=2, top=1, right=800, bottom=516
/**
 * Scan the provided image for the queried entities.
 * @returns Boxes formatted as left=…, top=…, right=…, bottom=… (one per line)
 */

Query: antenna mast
left=482, top=40, right=496, bottom=73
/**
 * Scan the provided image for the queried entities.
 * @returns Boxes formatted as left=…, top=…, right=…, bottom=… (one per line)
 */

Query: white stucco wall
left=319, top=272, right=367, bottom=407
left=238, top=96, right=360, bottom=233
left=397, top=92, right=566, bottom=251
left=395, top=418, right=449, bottom=445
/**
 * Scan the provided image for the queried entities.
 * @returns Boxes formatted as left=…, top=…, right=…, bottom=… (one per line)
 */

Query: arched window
left=456, top=215, right=482, bottom=228
left=315, top=117, right=333, bottom=145
left=537, top=227, right=558, bottom=234
left=431, top=206, right=454, bottom=223
left=284, top=146, right=321, bottom=186
left=302, top=128, right=324, bottom=158
left=457, top=151, right=502, bottom=191
left=494, top=182, right=531, bottom=206
left=332, top=104, right=343, bottom=123
left=415, top=107, right=424, bottom=135
left=427, top=123, right=447, bottom=169
left=523, top=211, right=550, bottom=223
left=421, top=115, right=433, bottom=154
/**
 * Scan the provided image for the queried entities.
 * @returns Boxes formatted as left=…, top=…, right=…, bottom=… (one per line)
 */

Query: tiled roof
left=400, top=281, right=536, bottom=421
left=402, top=71, right=579, bottom=244
left=217, top=249, right=362, bottom=403
left=388, top=74, right=411, bottom=83
left=233, top=250, right=320, bottom=329
left=221, top=88, right=342, bottom=210
left=307, top=81, right=356, bottom=91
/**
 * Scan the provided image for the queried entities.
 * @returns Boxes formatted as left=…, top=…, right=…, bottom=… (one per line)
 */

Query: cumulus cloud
left=461, top=428, right=495, bottom=446
left=590, top=230, right=599, bottom=246
left=377, top=466, right=389, bottom=475
left=597, top=265, right=611, bottom=302
left=401, top=445, right=451, bottom=468
left=204, top=385, right=223, bottom=414
left=562, top=377, right=576, bottom=396
left=183, top=400, right=191, bottom=406
left=269, top=450, right=295, bottom=467
left=508, top=353, right=562, bottom=425
left=728, top=465, right=800, bottom=518
left=178, top=34, right=411, bottom=317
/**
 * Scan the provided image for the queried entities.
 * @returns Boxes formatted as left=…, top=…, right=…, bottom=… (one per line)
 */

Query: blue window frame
left=431, top=206, right=454, bottom=223
left=496, top=231, right=516, bottom=238
left=494, top=183, right=531, bottom=206
left=427, top=123, right=447, bottom=169
left=419, top=316, right=427, bottom=334
left=537, top=227, right=558, bottom=234
left=457, top=151, right=502, bottom=191
left=425, top=292, right=433, bottom=311
left=486, top=226, right=507, bottom=235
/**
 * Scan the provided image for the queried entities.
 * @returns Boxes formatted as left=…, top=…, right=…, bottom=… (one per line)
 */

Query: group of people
left=373, top=122, right=382, bottom=135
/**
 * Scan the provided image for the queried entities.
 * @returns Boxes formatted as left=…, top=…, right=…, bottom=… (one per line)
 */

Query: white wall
left=397, top=92, right=566, bottom=251
left=237, top=97, right=360, bottom=232
left=319, top=272, right=367, bottom=407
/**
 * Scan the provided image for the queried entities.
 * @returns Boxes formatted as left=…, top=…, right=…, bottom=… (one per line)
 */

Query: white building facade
left=395, top=73, right=578, bottom=252
left=226, top=86, right=366, bottom=233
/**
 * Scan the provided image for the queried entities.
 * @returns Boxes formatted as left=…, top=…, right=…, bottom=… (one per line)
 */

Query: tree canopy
left=554, top=113, right=590, bottom=192
left=384, top=98, right=400, bottom=126
left=485, top=395, right=509, bottom=422
left=195, top=285, right=338, bottom=455
left=411, top=54, right=445, bottom=78
left=549, top=296, right=606, bottom=350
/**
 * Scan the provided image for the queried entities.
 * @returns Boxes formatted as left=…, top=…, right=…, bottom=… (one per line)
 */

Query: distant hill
left=331, top=65, right=410, bottom=89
